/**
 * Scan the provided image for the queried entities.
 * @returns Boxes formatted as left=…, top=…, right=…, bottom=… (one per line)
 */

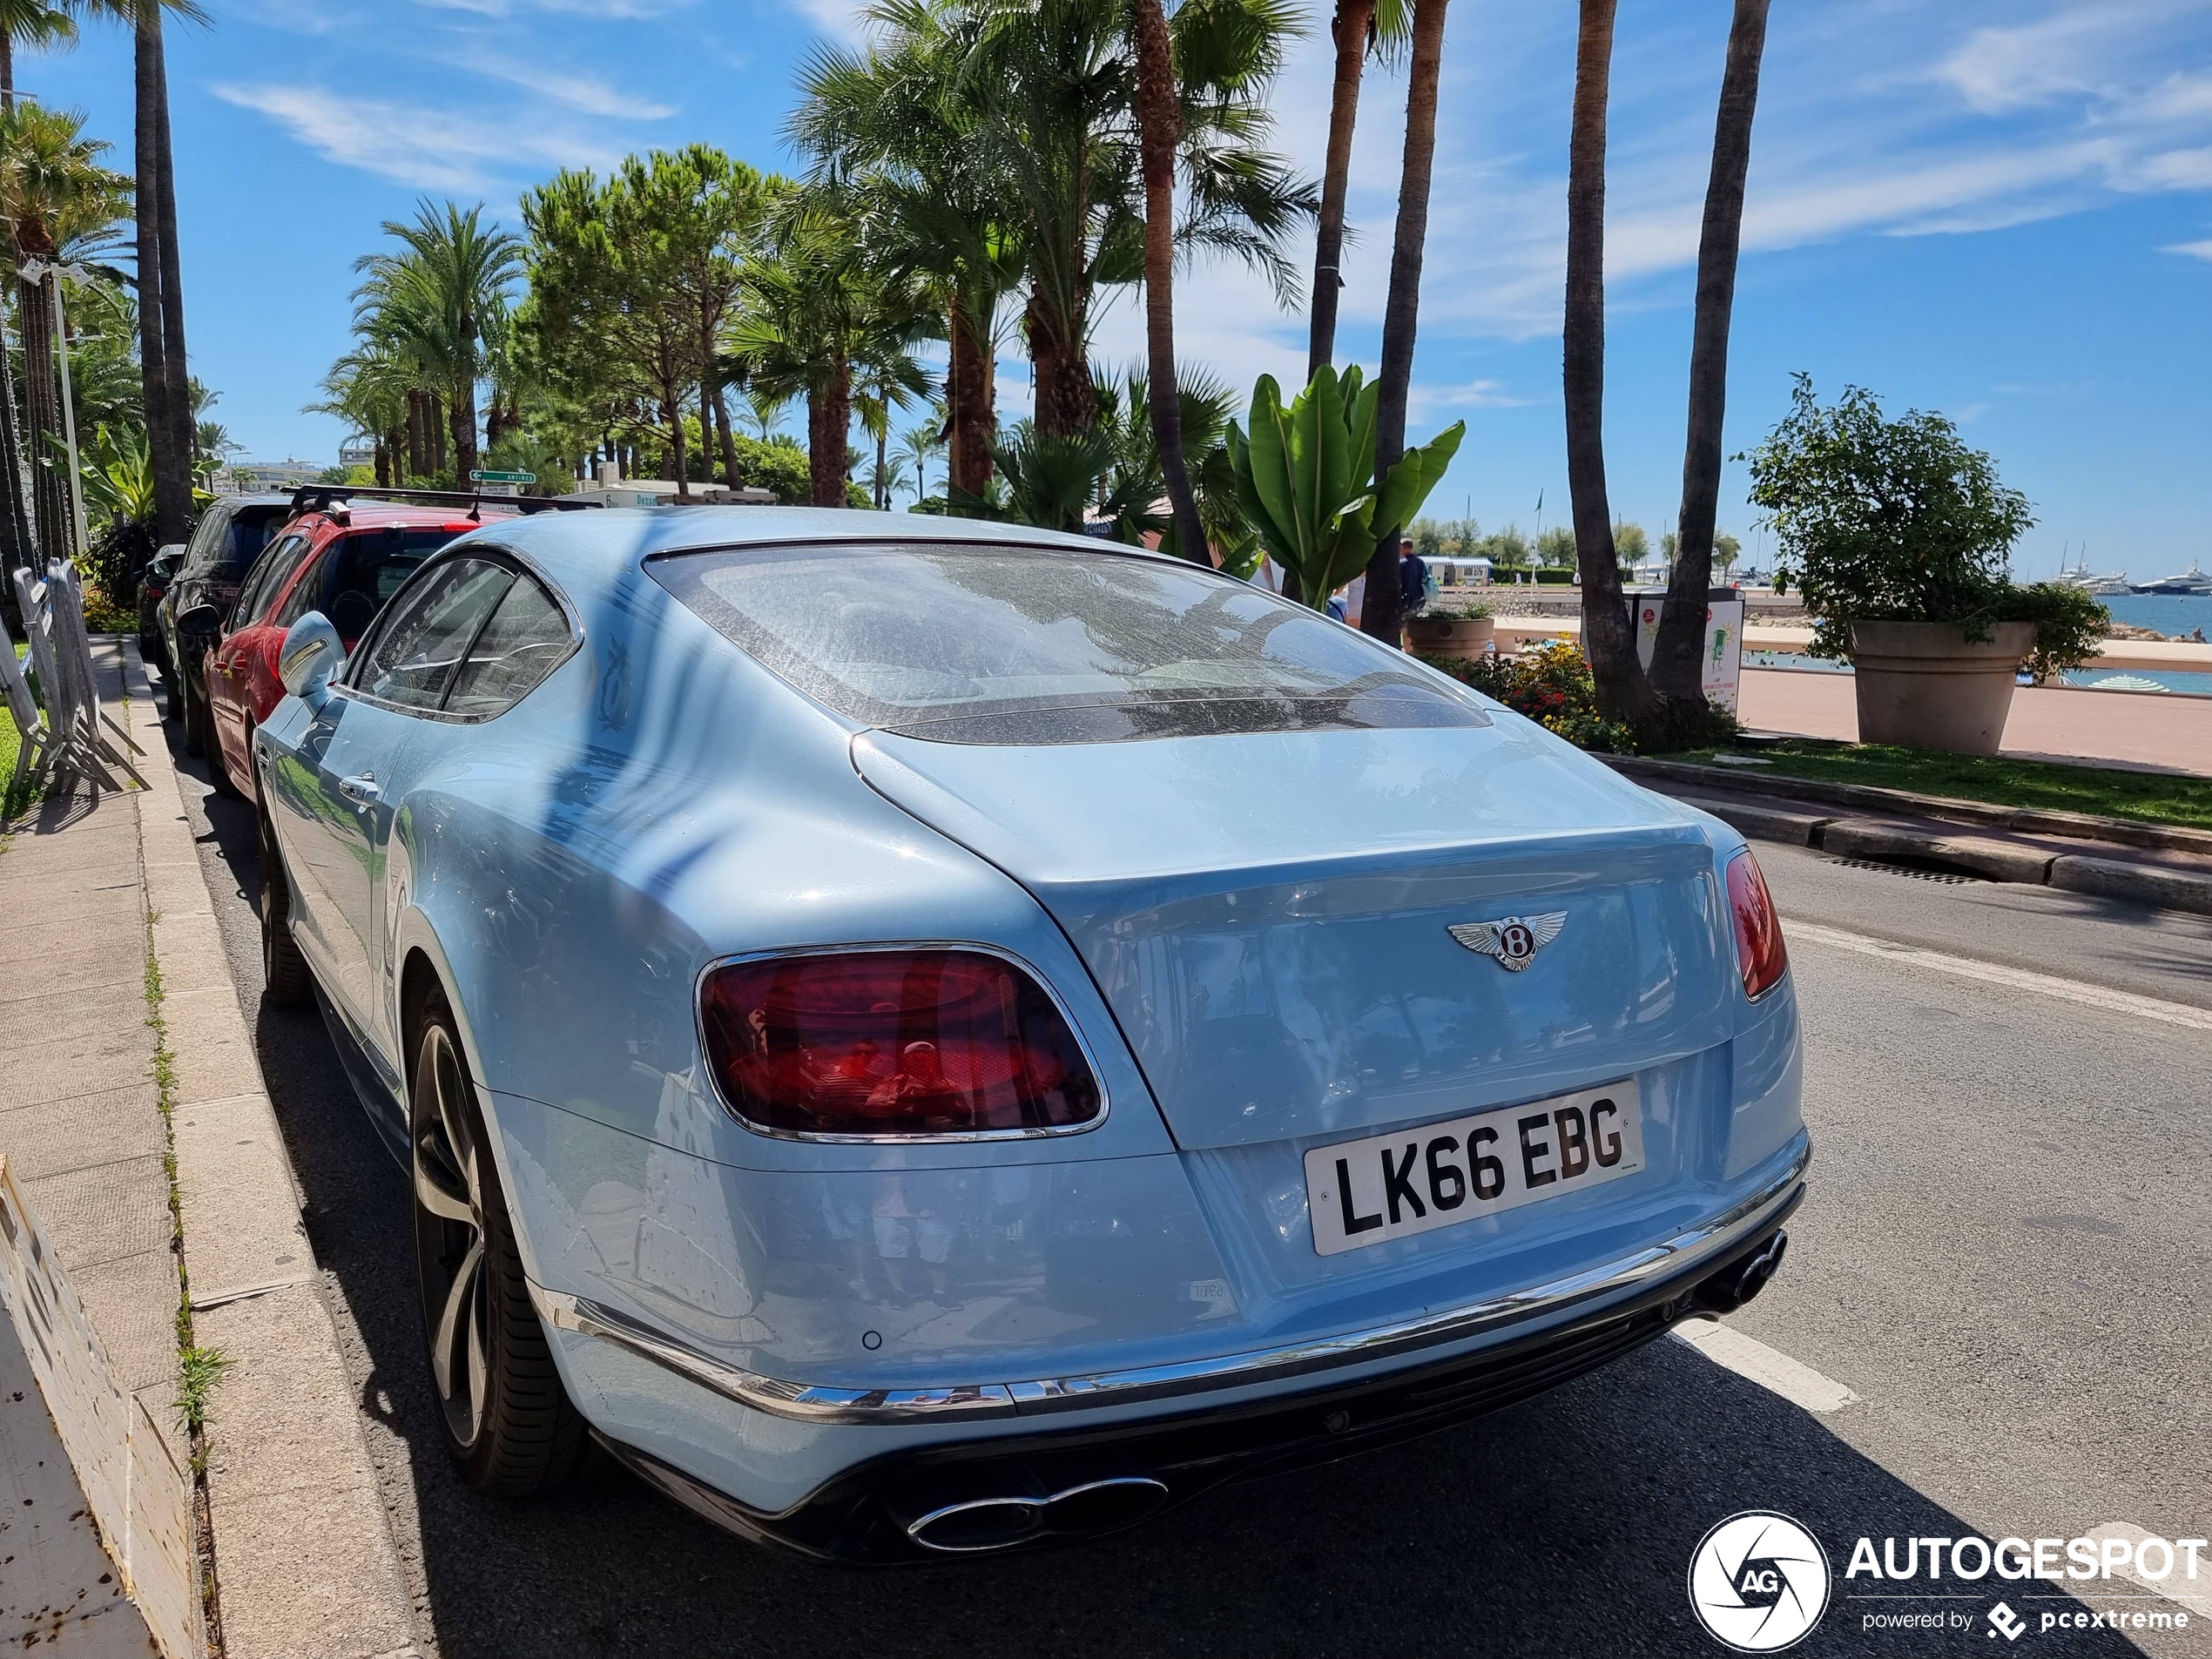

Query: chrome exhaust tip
left=1691, top=1229, right=1789, bottom=1316
left=907, top=1476, right=1170, bottom=1554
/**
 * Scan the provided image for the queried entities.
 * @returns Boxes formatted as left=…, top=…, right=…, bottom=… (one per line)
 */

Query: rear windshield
left=648, top=542, right=1490, bottom=745
left=205, top=508, right=290, bottom=580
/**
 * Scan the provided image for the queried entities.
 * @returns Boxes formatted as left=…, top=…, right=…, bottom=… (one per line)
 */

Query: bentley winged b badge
left=1449, top=912, right=1567, bottom=972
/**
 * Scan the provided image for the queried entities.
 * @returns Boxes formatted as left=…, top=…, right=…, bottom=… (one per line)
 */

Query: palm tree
left=740, top=383, right=788, bottom=442
left=1, top=101, right=132, bottom=561
left=953, top=0, right=1310, bottom=441
left=1562, top=0, right=1656, bottom=725
left=1648, top=0, right=1771, bottom=710
left=1130, top=0, right=1207, bottom=562
left=852, top=352, right=927, bottom=509
left=1357, top=0, right=1447, bottom=644
left=732, top=192, right=934, bottom=506
left=354, top=200, right=523, bottom=483
left=0, top=1, right=75, bottom=113
left=894, top=411, right=943, bottom=502
left=792, top=0, right=1027, bottom=501
left=308, top=346, right=414, bottom=485
left=1307, top=0, right=1406, bottom=378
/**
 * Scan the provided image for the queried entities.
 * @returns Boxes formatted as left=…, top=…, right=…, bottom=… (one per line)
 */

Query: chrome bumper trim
left=529, top=1136, right=1809, bottom=1426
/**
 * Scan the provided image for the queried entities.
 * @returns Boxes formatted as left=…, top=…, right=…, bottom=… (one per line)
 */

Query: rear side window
left=322, top=527, right=456, bottom=641
left=442, top=577, right=571, bottom=718
left=354, top=557, right=513, bottom=710
left=235, top=536, right=309, bottom=625
left=647, top=542, right=1490, bottom=745
left=273, top=548, right=328, bottom=629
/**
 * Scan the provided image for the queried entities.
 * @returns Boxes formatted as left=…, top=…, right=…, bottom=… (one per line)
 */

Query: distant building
left=338, top=440, right=375, bottom=469
left=1630, top=554, right=1671, bottom=585
left=213, top=459, right=330, bottom=496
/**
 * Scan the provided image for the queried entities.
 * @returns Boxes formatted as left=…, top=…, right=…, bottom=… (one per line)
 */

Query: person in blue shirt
left=1398, top=537, right=1430, bottom=616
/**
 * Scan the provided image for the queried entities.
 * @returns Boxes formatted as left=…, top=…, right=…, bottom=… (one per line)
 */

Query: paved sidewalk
left=118, top=642, right=422, bottom=1659
left=1734, top=667, right=2212, bottom=777
left=0, top=644, right=185, bottom=1471
left=4, top=639, right=421, bottom=1659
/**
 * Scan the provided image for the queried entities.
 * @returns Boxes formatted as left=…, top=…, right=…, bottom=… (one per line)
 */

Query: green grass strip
left=1669, top=741, right=2212, bottom=832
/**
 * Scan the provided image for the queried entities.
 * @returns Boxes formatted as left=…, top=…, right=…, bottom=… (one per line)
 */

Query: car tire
left=257, top=810, right=314, bottom=1009
left=410, top=992, right=590, bottom=1495
left=181, top=670, right=208, bottom=758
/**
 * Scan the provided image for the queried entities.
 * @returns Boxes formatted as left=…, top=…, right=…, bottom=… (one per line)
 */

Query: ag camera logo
left=1689, top=1511, right=1832, bottom=1652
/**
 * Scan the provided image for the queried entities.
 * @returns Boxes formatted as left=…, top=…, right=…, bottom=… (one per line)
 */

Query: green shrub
left=1745, top=374, right=2034, bottom=658
left=2006, top=580, right=2107, bottom=684
left=1424, top=641, right=1635, bottom=753
left=1424, top=638, right=1740, bottom=754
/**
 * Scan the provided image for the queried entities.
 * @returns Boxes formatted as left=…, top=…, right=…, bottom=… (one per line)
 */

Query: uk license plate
left=1304, top=1081, right=1645, bottom=1257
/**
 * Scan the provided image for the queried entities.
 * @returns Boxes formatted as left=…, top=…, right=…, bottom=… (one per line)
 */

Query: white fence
left=2, top=560, right=145, bottom=802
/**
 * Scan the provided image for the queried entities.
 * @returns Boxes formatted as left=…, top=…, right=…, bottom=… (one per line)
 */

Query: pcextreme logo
left=1689, top=1511, right=1832, bottom=1652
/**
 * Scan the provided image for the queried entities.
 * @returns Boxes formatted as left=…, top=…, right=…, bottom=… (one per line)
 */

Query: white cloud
left=1303, top=0, right=2212, bottom=344
left=2164, top=237, right=2212, bottom=258
left=784, top=0, right=870, bottom=44
left=1408, top=379, right=1529, bottom=422
left=211, top=83, right=617, bottom=194
left=415, top=0, right=693, bottom=16
left=463, top=59, right=677, bottom=120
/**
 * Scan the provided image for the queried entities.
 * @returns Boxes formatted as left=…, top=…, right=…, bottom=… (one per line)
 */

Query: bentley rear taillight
left=698, top=948, right=1102, bottom=1137
left=1726, top=849, right=1789, bottom=1001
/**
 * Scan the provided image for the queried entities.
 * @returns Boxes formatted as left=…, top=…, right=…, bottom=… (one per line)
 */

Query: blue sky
left=23, top=0, right=2212, bottom=579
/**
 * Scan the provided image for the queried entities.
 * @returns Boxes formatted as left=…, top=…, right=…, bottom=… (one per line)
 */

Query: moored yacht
left=2130, top=563, right=2212, bottom=595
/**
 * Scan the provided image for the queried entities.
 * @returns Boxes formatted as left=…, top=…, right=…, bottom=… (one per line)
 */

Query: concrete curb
left=1604, top=754, right=2212, bottom=857
left=1664, top=790, right=2212, bottom=918
left=122, top=644, right=422, bottom=1659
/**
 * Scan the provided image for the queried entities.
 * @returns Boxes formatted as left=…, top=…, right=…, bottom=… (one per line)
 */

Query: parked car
left=192, top=503, right=488, bottom=800
left=155, top=494, right=296, bottom=759
left=252, top=509, right=1807, bottom=1561
left=138, top=543, right=184, bottom=673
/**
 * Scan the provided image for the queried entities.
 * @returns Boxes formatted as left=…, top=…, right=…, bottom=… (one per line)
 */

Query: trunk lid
left=854, top=724, right=1737, bottom=1151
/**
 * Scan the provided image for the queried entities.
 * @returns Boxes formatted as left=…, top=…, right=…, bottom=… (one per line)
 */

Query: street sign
left=469, top=469, right=536, bottom=483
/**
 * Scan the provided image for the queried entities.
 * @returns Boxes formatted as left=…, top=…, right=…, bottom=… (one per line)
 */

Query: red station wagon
left=201, top=504, right=498, bottom=799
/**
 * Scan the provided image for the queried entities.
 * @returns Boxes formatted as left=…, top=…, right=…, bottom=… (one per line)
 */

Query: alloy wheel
left=413, top=1024, right=492, bottom=1452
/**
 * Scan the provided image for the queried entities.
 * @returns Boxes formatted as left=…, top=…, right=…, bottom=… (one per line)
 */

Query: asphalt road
left=157, top=706, right=2211, bottom=1659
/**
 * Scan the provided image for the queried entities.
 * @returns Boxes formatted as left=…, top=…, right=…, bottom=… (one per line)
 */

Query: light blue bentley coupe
left=254, top=508, right=1806, bottom=1561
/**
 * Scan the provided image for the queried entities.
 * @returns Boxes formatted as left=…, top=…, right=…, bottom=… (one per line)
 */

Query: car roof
left=459, top=506, right=1188, bottom=606
left=287, top=503, right=508, bottom=543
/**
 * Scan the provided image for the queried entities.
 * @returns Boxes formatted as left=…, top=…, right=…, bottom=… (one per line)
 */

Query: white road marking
left=1672, top=1320, right=1860, bottom=1413
left=2084, top=1524, right=2212, bottom=1619
left=1788, top=921, right=2212, bottom=1035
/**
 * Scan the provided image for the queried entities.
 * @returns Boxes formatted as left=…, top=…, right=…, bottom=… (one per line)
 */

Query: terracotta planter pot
left=1405, top=616, right=1494, bottom=658
left=1848, top=619, right=2034, bottom=755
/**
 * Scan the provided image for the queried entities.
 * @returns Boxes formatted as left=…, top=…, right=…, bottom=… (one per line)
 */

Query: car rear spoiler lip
left=529, top=1132, right=1811, bottom=1425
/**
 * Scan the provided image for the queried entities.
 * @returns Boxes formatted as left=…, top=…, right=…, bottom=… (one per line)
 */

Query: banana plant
left=1226, top=365, right=1465, bottom=608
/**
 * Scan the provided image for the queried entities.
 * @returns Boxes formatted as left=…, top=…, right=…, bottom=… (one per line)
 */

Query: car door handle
left=337, top=772, right=380, bottom=806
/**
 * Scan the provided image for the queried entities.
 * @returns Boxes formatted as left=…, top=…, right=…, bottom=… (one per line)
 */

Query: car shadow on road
left=158, top=699, right=2161, bottom=1659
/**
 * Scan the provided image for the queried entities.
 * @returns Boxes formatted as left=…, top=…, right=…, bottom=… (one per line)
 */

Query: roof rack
left=285, top=484, right=604, bottom=522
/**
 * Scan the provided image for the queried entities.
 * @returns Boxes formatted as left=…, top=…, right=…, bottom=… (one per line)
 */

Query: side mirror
left=178, top=602, right=221, bottom=634
left=152, top=543, right=186, bottom=580
left=279, top=612, right=345, bottom=704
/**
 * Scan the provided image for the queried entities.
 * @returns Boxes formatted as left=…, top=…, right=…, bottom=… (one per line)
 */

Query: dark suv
left=155, top=495, right=295, bottom=759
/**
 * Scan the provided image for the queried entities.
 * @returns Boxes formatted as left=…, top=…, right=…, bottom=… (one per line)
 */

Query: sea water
left=2099, top=593, right=2212, bottom=639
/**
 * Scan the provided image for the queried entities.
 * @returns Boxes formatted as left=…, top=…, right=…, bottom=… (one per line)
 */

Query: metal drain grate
left=1824, top=856, right=1982, bottom=884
